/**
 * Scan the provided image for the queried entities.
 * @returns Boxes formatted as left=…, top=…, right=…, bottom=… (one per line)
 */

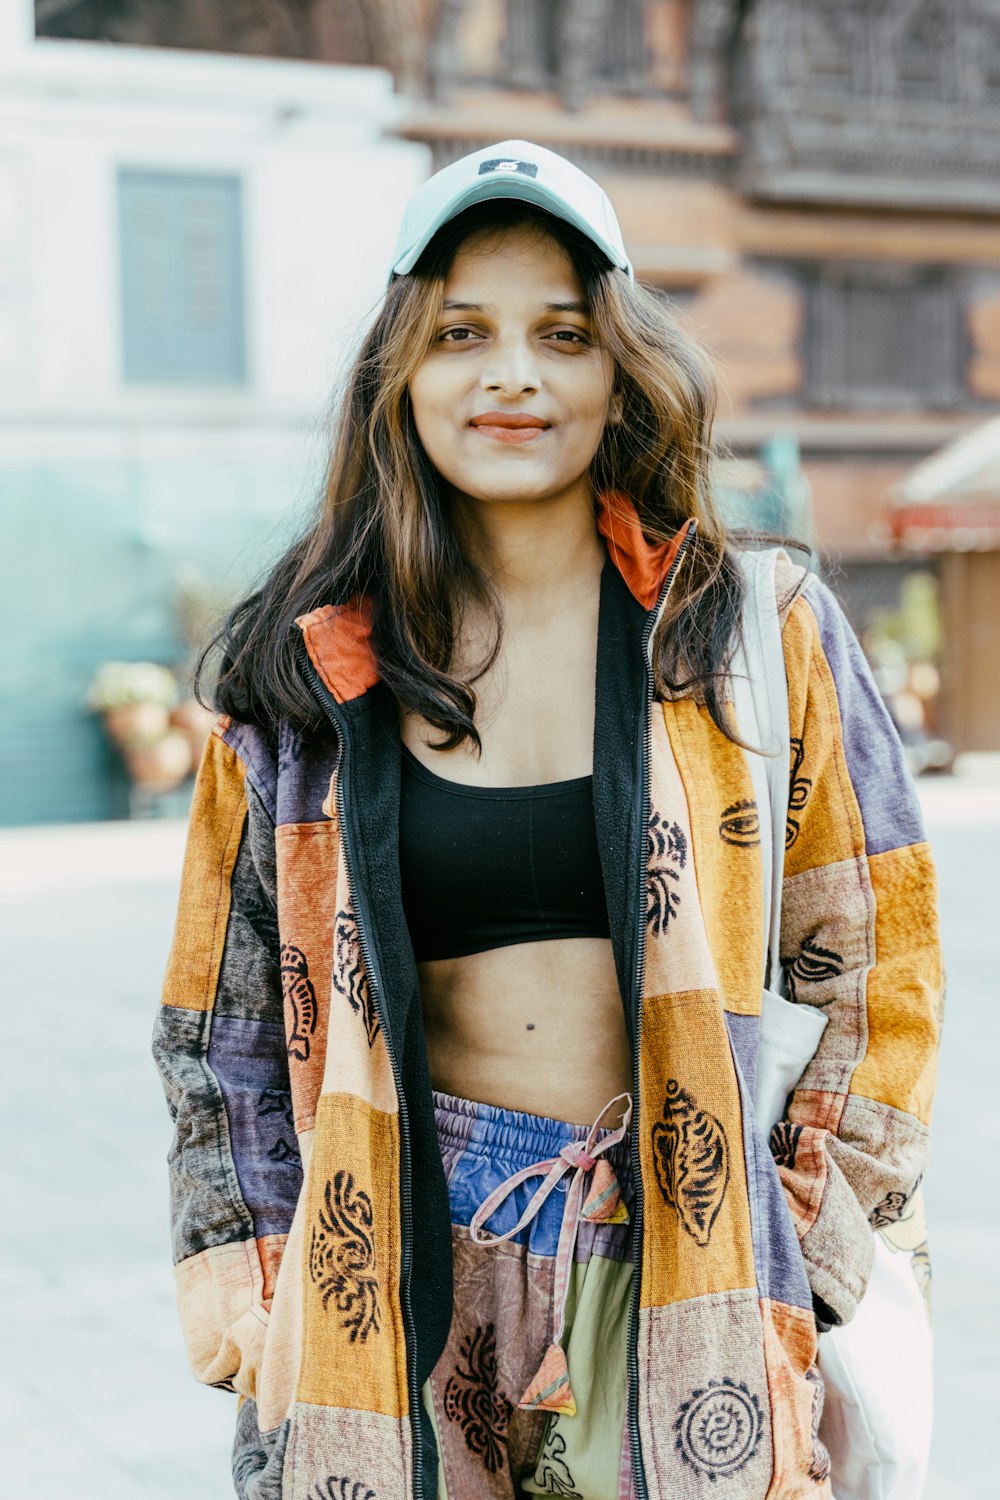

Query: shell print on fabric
left=869, top=1181, right=918, bottom=1229
left=443, top=1323, right=513, bottom=1474
left=647, top=809, right=687, bottom=935
left=674, top=1377, right=764, bottom=1481
left=769, top=1121, right=803, bottom=1171
left=333, top=910, right=381, bottom=1047
left=718, top=798, right=760, bottom=848
left=281, top=943, right=318, bottom=1062
left=308, top=1170, right=380, bottom=1341
left=308, top=1480, right=377, bottom=1500
left=786, top=736, right=812, bottom=849
left=786, top=935, right=844, bottom=1001
left=651, top=1080, right=730, bottom=1247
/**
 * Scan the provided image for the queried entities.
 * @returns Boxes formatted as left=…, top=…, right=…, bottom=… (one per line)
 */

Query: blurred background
left=1, top=3, right=997, bottom=1498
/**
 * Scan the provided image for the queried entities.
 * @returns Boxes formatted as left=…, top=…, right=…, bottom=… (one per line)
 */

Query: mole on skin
left=526, top=1023, right=536, bottom=1031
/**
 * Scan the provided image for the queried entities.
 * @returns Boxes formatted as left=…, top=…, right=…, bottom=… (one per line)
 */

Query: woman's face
left=408, top=223, right=615, bottom=513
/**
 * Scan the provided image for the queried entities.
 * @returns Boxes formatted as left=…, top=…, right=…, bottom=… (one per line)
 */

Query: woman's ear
left=608, top=391, right=624, bottom=426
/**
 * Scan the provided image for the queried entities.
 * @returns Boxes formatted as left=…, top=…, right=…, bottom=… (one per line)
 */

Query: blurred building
left=8, top=1, right=1000, bottom=826
left=1, top=2, right=427, bottom=822
left=890, top=418, right=1000, bottom=752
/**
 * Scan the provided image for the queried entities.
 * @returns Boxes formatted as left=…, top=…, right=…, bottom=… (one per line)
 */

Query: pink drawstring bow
left=468, top=1092, right=633, bottom=1416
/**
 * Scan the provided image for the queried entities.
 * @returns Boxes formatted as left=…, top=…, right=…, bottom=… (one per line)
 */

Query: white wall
left=0, top=36, right=430, bottom=430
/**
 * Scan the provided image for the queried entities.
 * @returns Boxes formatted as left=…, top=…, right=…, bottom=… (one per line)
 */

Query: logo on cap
left=478, top=158, right=539, bottom=178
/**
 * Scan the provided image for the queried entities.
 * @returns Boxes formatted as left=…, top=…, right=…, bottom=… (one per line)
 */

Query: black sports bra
left=398, top=743, right=611, bottom=962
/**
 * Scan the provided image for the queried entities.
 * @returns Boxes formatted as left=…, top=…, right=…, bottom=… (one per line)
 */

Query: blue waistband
left=433, top=1089, right=633, bottom=1184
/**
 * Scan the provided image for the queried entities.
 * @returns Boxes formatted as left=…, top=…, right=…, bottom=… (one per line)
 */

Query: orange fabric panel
left=782, top=600, right=866, bottom=880
left=161, top=728, right=247, bottom=1012
left=257, top=1233, right=288, bottom=1308
left=298, top=1092, right=408, bottom=1418
left=275, top=820, right=338, bottom=1134
left=665, top=698, right=764, bottom=1014
left=760, top=1299, right=829, bottom=1499
left=596, top=492, right=693, bottom=609
left=639, top=989, right=757, bottom=1308
left=850, top=843, right=941, bottom=1126
left=297, top=597, right=379, bottom=704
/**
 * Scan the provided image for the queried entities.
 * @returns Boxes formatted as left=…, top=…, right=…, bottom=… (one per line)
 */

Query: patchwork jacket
left=153, top=492, right=941, bottom=1500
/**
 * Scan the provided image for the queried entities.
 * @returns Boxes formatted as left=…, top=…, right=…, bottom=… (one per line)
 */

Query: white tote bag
left=732, top=550, right=933, bottom=1500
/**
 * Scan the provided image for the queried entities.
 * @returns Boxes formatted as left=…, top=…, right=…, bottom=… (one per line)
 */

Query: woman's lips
left=469, top=412, right=549, bottom=445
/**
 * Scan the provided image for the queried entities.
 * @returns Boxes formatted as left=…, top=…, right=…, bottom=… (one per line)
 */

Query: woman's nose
left=481, top=337, right=540, bottom=396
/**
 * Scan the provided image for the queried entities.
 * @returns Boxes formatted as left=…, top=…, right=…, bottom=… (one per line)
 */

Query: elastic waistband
left=433, top=1088, right=632, bottom=1181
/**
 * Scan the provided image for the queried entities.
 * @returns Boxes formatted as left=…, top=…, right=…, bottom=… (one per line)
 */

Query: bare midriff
left=400, top=532, right=629, bottom=1125
left=418, top=936, right=632, bottom=1124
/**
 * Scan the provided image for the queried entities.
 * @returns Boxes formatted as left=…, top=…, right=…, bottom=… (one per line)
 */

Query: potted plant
left=87, top=661, right=194, bottom=795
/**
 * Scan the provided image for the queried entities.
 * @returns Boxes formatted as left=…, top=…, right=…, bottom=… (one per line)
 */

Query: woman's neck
left=449, top=487, right=605, bottom=625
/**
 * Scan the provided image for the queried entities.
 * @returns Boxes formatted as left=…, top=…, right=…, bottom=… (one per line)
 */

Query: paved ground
left=1, top=767, right=997, bottom=1500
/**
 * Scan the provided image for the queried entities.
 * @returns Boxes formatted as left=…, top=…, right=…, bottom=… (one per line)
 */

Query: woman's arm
left=771, top=571, right=942, bottom=1327
left=152, top=718, right=301, bottom=1395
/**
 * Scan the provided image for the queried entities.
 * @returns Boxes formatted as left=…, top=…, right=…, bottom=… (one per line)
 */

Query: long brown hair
left=206, top=202, right=745, bottom=746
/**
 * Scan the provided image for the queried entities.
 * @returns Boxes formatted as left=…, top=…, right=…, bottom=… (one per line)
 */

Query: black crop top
left=398, top=743, right=611, bottom=961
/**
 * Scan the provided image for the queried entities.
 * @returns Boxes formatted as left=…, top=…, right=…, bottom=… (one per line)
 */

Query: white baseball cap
left=390, top=139, right=634, bottom=283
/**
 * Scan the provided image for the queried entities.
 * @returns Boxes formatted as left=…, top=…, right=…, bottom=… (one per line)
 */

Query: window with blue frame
left=118, top=169, right=247, bottom=384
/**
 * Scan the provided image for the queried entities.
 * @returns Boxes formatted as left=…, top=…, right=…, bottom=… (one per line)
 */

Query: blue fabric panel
left=805, top=579, right=926, bottom=857
left=728, top=1033, right=812, bottom=1311
left=222, top=719, right=279, bottom=824
left=207, top=1014, right=301, bottom=1239
left=274, top=719, right=337, bottom=828
left=725, top=1010, right=759, bottom=1100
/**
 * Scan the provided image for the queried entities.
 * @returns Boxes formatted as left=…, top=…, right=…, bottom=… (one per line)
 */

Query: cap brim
left=391, top=175, right=633, bottom=281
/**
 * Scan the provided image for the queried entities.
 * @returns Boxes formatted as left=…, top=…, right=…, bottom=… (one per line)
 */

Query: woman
left=154, top=142, right=940, bottom=1500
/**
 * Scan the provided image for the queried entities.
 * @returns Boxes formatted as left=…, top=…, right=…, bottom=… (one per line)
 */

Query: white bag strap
left=730, top=548, right=789, bottom=992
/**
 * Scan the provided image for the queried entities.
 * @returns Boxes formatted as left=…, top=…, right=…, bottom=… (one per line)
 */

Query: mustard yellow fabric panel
left=639, top=989, right=756, bottom=1307
left=643, top=707, right=719, bottom=1000
left=276, top=820, right=338, bottom=1133
left=298, top=1092, right=408, bottom=1417
left=850, top=843, right=941, bottom=1126
left=664, top=699, right=764, bottom=1014
left=162, top=728, right=247, bottom=1012
left=782, top=599, right=866, bottom=879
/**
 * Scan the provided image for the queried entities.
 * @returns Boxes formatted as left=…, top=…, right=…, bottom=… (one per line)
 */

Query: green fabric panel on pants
left=524, top=1254, right=632, bottom=1500
left=421, top=1380, right=450, bottom=1500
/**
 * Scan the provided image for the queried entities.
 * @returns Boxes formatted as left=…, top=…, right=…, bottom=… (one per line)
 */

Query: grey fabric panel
left=232, top=1398, right=289, bottom=1500
left=216, top=785, right=282, bottom=1024
left=152, top=1003, right=255, bottom=1264
left=246, top=780, right=279, bottom=906
left=800, top=1087, right=929, bottom=1326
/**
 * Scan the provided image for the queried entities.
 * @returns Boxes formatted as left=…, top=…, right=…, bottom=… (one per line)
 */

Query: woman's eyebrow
left=440, top=299, right=591, bottom=314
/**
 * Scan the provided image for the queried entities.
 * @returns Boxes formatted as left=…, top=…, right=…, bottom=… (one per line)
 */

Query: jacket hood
left=296, top=491, right=694, bottom=705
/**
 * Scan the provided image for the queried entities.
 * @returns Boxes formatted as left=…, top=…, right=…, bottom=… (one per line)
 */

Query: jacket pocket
left=755, top=985, right=829, bottom=1136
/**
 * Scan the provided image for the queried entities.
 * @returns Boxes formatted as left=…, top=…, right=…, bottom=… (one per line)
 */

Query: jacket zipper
left=298, top=640, right=424, bottom=1500
left=626, top=522, right=695, bottom=1500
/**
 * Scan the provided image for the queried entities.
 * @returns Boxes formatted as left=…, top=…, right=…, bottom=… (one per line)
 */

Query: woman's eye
left=548, top=328, right=590, bottom=346
left=438, top=326, right=481, bottom=344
